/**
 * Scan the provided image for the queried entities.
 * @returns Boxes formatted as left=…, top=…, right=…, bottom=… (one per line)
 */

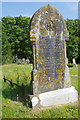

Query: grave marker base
left=28, top=86, right=78, bottom=109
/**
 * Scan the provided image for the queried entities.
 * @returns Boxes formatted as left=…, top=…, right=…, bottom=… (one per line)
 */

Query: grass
left=69, top=66, right=78, bottom=91
left=69, top=67, right=78, bottom=76
left=2, top=64, right=78, bottom=118
left=2, top=64, right=32, bottom=100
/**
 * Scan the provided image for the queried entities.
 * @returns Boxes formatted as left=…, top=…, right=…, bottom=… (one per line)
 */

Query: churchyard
left=2, top=63, right=78, bottom=118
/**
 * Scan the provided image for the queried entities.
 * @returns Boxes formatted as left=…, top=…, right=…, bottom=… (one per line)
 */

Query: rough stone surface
left=31, top=86, right=78, bottom=108
left=29, top=4, right=71, bottom=95
left=26, top=59, right=30, bottom=64
left=17, top=59, right=22, bottom=64
left=64, top=65, right=71, bottom=87
left=31, top=97, right=39, bottom=107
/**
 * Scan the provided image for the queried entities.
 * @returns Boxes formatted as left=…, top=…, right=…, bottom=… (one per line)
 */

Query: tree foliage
left=2, top=16, right=32, bottom=64
left=2, top=16, right=80, bottom=64
left=65, top=19, right=79, bottom=63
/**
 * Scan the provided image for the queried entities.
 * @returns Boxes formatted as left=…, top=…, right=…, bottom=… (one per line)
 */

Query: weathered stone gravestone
left=16, top=54, right=17, bottom=63
left=26, top=59, right=30, bottom=64
left=22, top=58, right=25, bottom=64
left=17, top=59, right=22, bottom=64
left=29, top=4, right=78, bottom=108
left=73, top=58, right=77, bottom=67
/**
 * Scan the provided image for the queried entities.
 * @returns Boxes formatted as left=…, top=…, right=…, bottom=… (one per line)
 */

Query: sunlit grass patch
left=29, top=103, right=78, bottom=118
left=69, top=67, right=78, bottom=76
left=71, top=77, right=78, bottom=91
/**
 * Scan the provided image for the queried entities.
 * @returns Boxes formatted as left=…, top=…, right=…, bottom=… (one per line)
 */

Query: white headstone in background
left=18, top=59, right=22, bottom=64
left=26, top=59, right=30, bottom=64
left=73, top=58, right=76, bottom=64
left=22, top=58, right=25, bottom=64
left=73, top=58, right=77, bottom=68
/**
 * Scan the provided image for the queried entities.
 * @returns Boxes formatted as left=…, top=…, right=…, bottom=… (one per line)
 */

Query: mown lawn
left=2, top=64, right=78, bottom=118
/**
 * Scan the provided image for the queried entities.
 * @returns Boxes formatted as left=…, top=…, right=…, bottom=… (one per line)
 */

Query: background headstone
left=22, top=58, right=25, bottom=64
left=30, top=4, right=71, bottom=95
left=26, top=59, right=30, bottom=64
left=16, top=54, right=17, bottom=63
left=73, top=58, right=77, bottom=67
left=17, top=59, right=22, bottom=64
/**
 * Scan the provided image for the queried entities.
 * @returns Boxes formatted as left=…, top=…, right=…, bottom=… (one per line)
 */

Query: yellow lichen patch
left=40, top=76, right=43, bottom=80
left=65, top=85, right=68, bottom=88
left=35, top=10, right=39, bottom=14
left=38, top=59, right=42, bottom=64
left=30, top=39, right=33, bottom=41
left=44, top=15, right=47, bottom=20
left=44, top=74, right=47, bottom=77
left=48, top=77, right=50, bottom=80
left=44, top=78, right=47, bottom=81
left=39, top=28, right=42, bottom=33
left=36, top=49, right=38, bottom=53
left=44, top=6, right=47, bottom=11
left=30, top=35, right=36, bottom=39
left=43, top=32, right=46, bottom=36
left=36, top=73, right=40, bottom=80
left=48, top=81, right=51, bottom=86
left=47, top=22, right=50, bottom=26
left=55, top=79, right=58, bottom=84
left=62, top=80, right=65, bottom=83
left=32, top=30, right=37, bottom=34
left=46, top=31, right=48, bottom=34
left=33, top=17, right=38, bottom=20
left=58, top=71, right=63, bottom=81
left=34, top=80, right=36, bottom=82
left=31, top=25, right=36, bottom=29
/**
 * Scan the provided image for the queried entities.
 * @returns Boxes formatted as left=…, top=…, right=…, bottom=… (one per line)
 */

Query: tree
left=66, top=19, right=79, bottom=63
left=2, top=16, right=32, bottom=64
left=2, top=17, right=16, bottom=64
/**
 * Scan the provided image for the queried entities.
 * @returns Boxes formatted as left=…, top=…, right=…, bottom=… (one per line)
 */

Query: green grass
left=69, top=67, right=78, bottom=91
left=2, top=64, right=32, bottom=85
left=2, top=64, right=78, bottom=118
left=69, top=67, right=78, bottom=76
left=2, top=64, right=32, bottom=100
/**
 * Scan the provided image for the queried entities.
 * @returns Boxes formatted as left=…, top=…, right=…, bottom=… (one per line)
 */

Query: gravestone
left=29, top=4, right=78, bottom=108
left=17, top=59, right=22, bottom=64
left=22, top=58, right=25, bottom=64
left=73, top=58, right=77, bottom=67
left=26, top=59, right=30, bottom=64
left=16, top=54, right=17, bottom=63
left=30, top=4, right=71, bottom=94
